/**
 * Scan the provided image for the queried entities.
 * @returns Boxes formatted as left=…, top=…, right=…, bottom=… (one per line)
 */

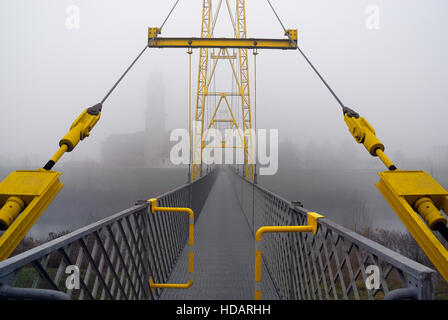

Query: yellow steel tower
left=191, top=0, right=255, bottom=181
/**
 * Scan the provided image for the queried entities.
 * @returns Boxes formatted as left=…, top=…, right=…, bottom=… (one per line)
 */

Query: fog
left=261, top=139, right=448, bottom=233
left=0, top=0, right=447, bottom=237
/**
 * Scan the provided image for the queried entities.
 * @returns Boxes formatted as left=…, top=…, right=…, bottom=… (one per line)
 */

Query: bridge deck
left=160, top=170, right=279, bottom=300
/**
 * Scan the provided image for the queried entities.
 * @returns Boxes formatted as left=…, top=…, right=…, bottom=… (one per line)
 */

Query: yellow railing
left=254, top=212, right=324, bottom=300
left=148, top=198, right=194, bottom=290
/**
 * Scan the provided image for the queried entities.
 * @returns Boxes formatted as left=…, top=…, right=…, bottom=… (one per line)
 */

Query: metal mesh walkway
left=160, top=170, right=279, bottom=300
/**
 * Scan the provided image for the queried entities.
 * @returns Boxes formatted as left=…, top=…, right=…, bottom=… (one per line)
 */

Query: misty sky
left=0, top=0, right=447, bottom=170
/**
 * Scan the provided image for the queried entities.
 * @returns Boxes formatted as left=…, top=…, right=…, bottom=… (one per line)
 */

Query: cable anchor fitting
left=43, top=103, right=102, bottom=170
left=343, top=107, right=396, bottom=171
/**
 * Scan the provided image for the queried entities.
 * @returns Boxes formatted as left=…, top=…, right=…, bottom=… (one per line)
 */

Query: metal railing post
left=148, top=198, right=194, bottom=290
left=254, top=212, right=324, bottom=300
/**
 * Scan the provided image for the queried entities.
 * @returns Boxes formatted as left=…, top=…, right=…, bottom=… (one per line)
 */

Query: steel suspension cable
left=253, top=49, right=258, bottom=138
left=265, top=0, right=345, bottom=110
left=265, top=1, right=448, bottom=248
left=100, top=44, right=149, bottom=104
left=41, top=0, right=182, bottom=172
left=101, top=0, right=181, bottom=105
left=253, top=49, right=258, bottom=181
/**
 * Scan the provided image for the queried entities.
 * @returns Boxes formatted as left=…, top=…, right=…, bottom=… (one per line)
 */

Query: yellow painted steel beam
left=207, top=92, right=241, bottom=96
left=203, top=146, right=243, bottom=148
left=344, top=110, right=448, bottom=282
left=376, top=171, right=448, bottom=282
left=0, top=170, right=63, bottom=260
left=211, top=53, right=237, bottom=59
left=191, top=0, right=211, bottom=181
left=189, top=0, right=265, bottom=182
left=147, top=198, right=194, bottom=290
left=254, top=212, right=324, bottom=300
left=211, top=119, right=234, bottom=122
left=237, top=0, right=255, bottom=182
left=148, top=37, right=297, bottom=50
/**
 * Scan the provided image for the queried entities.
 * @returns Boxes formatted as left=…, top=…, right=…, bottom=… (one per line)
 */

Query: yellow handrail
left=254, top=212, right=324, bottom=300
left=147, top=198, right=194, bottom=290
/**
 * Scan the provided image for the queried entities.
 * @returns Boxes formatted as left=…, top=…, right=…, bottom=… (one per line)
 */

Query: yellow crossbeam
left=148, top=37, right=297, bottom=50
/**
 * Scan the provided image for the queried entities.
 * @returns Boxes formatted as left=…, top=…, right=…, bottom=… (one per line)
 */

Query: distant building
left=144, top=76, right=170, bottom=168
left=101, top=76, right=174, bottom=168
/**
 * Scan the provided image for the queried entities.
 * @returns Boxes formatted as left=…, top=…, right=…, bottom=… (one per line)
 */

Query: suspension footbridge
left=0, top=0, right=446, bottom=300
